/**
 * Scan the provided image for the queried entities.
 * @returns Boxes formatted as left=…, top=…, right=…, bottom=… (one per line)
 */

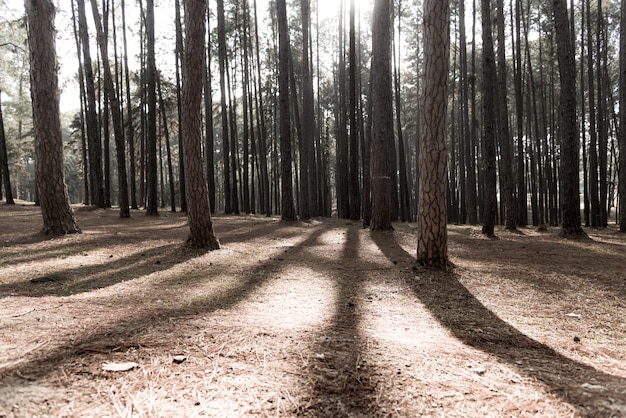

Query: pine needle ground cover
left=0, top=202, right=625, bottom=417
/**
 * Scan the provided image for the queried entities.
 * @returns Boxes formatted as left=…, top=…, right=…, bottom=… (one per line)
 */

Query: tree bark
left=416, top=0, right=449, bottom=268
left=89, top=0, right=130, bottom=218
left=496, top=0, right=516, bottom=230
left=181, top=0, right=220, bottom=249
left=277, top=0, right=296, bottom=221
left=76, top=0, right=105, bottom=208
left=145, top=0, right=158, bottom=216
left=25, top=0, right=80, bottom=235
left=553, top=0, right=585, bottom=237
left=480, top=0, right=498, bottom=236
left=619, top=0, right=626, bottom=232
left=369, top=0, right=394, bottom=231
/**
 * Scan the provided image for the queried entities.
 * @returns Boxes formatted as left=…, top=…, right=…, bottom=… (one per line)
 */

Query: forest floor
left=0, top=201, right=625, bottom=417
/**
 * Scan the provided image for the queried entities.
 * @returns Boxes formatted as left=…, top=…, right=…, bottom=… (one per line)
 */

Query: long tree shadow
left=0, top=225, right=329, bottom=391
left=299, top=224, right=381, bottom=416
left=371, top=232, right=626, bottom=417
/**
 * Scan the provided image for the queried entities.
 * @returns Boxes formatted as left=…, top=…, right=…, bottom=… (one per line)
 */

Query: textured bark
left=89, top=0, right=130, bottom=218
left=553, top=0, right=585, bottom=237
left=619, top=0, right=626, bottom=232
left=25, top=0, right=80, bottom=235
left=277, top=0, right=296, bottom=221
left=480, top=0, right=498, bottom=237
left=369, top=0, right=393, bottom=231
left=181, top=0, right=220, bottom=250
left=416, top=0, right=449, bottom=268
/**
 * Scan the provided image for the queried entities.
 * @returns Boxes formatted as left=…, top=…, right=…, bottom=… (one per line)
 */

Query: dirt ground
left=0, top=201, right=625, bottom=417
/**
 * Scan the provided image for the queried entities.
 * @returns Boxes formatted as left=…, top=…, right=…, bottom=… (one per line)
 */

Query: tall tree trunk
left=466, top=0, right=478, bottom=224
left=121, top=0, right=137, bottom=209
left=89, top=0, right=130, bottom=218
left=586, top=0, right=600, bottom=227
left=480, top=0, right=498, bottom=236
left=369, top=0, right=394, bottom=230
left=25, top=0, right=80, bottom=235
left=76, top=0, right=105, bottom=208
left=277, top=0, right=296, bottom=221
left=513, top=0, right=526, bottom=226
left=217, top=0, right=232, bottom=214
left=181, top=0, right=220, bottom=249
left=204, top=2, right=216, bottom=213
left=174, top=0, right=187, bottom=212
left=553, top=0, right=585, bottom=237
left=394, top=1, right=410, bottom=223
left=348, top=0, right=360, bottom=220
left=298, top=0, right=312, bottom=220
left=597, top=0, right=608, bottom=227
left=417, top=0, right=449, bottom=268
left=496, top=0, right=516, bottom=230
left=618, top=0, right=626, bottom=232
left=145, top=0, right=158, bottom=216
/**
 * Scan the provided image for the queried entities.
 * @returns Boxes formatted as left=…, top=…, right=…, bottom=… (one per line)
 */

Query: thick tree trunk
left=553, top=0, right=585, bottom=237
left=416, top=0, right=449, bottom=268
left=181, top=0, right=220, bottom=249
left=369, top=0, right=394, bottom=231
left=25, top=0, right=80, bottom=235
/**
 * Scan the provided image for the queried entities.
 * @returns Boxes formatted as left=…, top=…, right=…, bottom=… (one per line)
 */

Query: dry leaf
left=102, top=361, right=138, bottom=372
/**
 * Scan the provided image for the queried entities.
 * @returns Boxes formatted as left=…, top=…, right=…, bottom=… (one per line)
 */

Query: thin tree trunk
left=174, top=0, right=186, bottom=212
left=156, top=74, right=176, bottom=212
left=89, top=0, right=130, bottom=218
left=145, top=0, right=158, bottom=216
left=618, top=0, right=626, bottom=232
left=217, top=0, right=232, bottom=214
left=348, top=0, right=360, bottom=220
left=76, top=0, right=105, bottom=208
left=0, top=91, right=15, bottom=205
left=496, top=0, right=516, bottom=230
left=480, top=0, right=498, bottom=236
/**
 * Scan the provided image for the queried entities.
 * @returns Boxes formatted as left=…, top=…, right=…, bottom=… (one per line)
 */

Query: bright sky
left=3, top=0, right=372, bottom=114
